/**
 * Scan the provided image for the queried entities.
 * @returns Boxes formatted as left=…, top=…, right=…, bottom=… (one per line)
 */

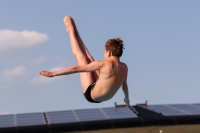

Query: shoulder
left=95, top=60, right=111, bottom=65
left=92, top=60, right=109, bottom=67
left=120, top=62, right=128, bottom=70
left=93, top=60, right=107, bottom=64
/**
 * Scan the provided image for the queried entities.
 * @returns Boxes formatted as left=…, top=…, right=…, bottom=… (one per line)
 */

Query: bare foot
left=63, top=16, right=75, bottom=34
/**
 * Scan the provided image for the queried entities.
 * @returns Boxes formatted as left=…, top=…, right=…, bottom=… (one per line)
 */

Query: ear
left=108, top=50, right=112, bottom=57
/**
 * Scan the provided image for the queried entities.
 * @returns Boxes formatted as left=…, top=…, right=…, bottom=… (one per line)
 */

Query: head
left=104, top=38, right=124, bottom=59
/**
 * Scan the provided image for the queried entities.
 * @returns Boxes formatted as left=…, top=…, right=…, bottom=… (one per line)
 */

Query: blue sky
left=0, top=1, right=199, bottom=114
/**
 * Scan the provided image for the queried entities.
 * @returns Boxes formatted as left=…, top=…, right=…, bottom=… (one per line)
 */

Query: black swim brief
left=83, top=82, right=101, bottom=103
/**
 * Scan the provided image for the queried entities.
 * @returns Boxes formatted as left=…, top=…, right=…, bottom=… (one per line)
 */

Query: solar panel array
left=0, top=106, right=137, bottom=129
left=1, top=104, right=199, bottom=128
left=46, top=106, right=137, bottom=124
left=147, top=104, right=200, bottom=116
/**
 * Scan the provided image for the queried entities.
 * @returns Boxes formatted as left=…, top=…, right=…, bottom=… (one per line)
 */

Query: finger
left=40, top=71, right=46, bottom=76
left=39, top=71, right=44, bottom=75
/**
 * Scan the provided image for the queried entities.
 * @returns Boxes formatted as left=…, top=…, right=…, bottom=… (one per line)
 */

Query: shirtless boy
left=40, top=16, right=130, bottom=105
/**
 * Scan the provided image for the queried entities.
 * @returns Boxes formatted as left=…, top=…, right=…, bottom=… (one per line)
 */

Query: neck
left=107, top=56, right=120, bottom=62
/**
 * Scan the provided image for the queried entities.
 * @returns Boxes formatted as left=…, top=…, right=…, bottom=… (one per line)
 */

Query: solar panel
left=0, top=115, right=15, bottom=128
left=147, top=105, right=189, bottom=116
left=74, top=108, right=107, bottom=121
left=46, top=110, right=77, bottom=124
left=192, top=104, right=200, bottom=108
left=168, top=104, right=200, bottom=115
left=16, top=113, right=46, bottom=126
left=102, top=107, right=137, bottom=119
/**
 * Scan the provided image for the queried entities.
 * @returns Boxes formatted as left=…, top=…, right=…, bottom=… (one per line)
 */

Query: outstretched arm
left=39, top=60, right=105, bottom=77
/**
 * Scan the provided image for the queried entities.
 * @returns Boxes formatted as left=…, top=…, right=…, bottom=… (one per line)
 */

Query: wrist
left=52, top=72, right=56, bottom=77
left=125, top=96, right=129, bottom=100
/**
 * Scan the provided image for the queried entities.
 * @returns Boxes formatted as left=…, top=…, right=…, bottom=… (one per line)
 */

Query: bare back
left=91, top=60, right=128, bottom=102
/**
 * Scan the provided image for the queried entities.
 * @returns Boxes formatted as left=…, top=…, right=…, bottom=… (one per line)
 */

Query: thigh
left=89, top=58, right=99, bottom=81
left=77, top=57, right=95, bottom=93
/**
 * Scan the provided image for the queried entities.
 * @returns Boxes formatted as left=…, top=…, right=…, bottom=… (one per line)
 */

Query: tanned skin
left=39, top=16, right=130, bottom=105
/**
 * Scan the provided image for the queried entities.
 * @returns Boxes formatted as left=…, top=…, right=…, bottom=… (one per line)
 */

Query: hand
left=39, top=71, right=54, bottom=77
left=124, top=98, right=130, bottom=106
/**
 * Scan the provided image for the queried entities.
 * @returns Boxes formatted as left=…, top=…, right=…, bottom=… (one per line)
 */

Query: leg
left=71, top=18, right=99, bottom=80
left=63, top=16, right=94, bottom=93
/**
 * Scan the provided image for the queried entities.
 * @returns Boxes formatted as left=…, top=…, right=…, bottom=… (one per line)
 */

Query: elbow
left=73, top=66, right=85, bottom=73
left=73, top=66, right=79, bottom=73
left=73, top=65, right=88, bottom=73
